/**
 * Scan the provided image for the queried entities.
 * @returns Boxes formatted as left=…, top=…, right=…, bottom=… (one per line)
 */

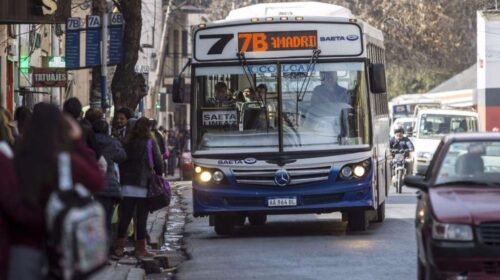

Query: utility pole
left=101, top=0, right=112, bottom=111
left=149, top=0, right=173, bottom=118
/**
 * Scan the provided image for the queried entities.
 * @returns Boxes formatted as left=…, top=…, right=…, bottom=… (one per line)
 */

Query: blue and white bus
left=173, top=2, right=390, bottom=234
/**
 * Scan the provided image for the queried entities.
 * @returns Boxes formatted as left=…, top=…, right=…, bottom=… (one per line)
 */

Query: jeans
left=95, top=196, right=118, bottom=241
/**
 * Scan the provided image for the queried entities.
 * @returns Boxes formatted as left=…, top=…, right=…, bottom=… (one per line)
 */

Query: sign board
left=86, top=15, right=102, bottom=67
left=0, top=0, right=71, bottom=24
left=109, top=13, right=124, bottom=65
left=65, top=17, right=81, bottom=69
left=202, top=110, right=238, bottom=127
left=194, top=22, right=362, bottom=62
left=31, top=67, right=67, bottom=87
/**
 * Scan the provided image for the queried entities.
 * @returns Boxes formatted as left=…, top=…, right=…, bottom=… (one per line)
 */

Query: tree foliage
left=206, top=0, right=496, bottom=96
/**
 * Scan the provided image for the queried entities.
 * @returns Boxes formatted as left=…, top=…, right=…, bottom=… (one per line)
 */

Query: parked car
left=180, top=141, right=192, bottom=180
left=404, top=133, right=500, bottom=280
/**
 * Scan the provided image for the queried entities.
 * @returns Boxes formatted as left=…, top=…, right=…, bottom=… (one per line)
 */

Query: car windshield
left=435, top=141, right=500, bottom=186
left=192, top=62, right=370, bottom=154
left=419, top=114, right=478, bottom=139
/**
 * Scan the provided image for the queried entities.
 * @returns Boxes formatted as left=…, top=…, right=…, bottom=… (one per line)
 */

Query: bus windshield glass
left=193, top=62, right=370, bottom=154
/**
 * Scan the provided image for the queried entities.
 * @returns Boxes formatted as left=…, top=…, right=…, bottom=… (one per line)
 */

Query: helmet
left=394, top=125, right=405, bottom=134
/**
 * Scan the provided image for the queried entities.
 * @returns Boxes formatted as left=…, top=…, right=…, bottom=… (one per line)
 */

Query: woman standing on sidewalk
left=114, top=117, right=163, bottom=258
left=1, top=103, right=105, bottom=280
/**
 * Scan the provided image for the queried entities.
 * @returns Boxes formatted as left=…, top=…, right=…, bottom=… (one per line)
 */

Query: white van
left=412, top=108, right=479, bottom=174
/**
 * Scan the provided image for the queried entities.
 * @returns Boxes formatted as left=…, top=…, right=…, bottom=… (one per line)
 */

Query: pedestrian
left=63, top=97, right=102, bottom=160
left=3, top=103, right=105, bottom=280
left=167, top=130, right=179, bottom=176
left=112, top=107, right=134, bottom=142
left=114, top=117, right=163, bottom=258
left=13, top=106, right=31, bottom=139
left=93, top=119, right=127, bottom=249
left=150, top=119, right=166, bottom=157
left=0, top=107, right=16, bottom=151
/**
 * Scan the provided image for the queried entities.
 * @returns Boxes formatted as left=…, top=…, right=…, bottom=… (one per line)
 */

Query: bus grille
left=232, top=166, right=331, bottom=186
left=479, top=223, right=500, bottom=246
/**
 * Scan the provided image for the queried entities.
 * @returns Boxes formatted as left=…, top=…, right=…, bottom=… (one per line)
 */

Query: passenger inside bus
left=206, top=82, right=235, bottom=107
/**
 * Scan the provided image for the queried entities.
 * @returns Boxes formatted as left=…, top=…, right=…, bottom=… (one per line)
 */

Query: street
left=175, top=185, right=418, bottom=280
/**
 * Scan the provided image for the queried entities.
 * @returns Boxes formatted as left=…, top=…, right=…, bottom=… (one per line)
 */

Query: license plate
left=267, top=197, right=297, bottom=207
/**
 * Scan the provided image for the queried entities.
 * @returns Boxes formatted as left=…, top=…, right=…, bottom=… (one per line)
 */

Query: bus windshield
left=193, top=62, right=370, bottom=154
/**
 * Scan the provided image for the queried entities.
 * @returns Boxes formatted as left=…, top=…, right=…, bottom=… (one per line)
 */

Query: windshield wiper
left=297, top=49, right=321, bottom=102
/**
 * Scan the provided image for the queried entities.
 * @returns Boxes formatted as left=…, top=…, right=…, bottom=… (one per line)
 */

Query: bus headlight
left=195, top=166, right=203, bottom=174
left=200, top=171, right=212, bottom=182
left=353, top=165, right=366, bottom=177
left=340, top=166, right=353, bottom=178
left=213, top=171, right=224, bottom=183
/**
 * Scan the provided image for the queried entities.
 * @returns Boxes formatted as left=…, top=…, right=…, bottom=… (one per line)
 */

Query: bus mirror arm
left=172, top=59, right=191, bottom=103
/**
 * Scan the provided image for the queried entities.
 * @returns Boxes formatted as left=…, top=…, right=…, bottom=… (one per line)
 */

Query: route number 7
left=199, top=34, right=234, bottom=55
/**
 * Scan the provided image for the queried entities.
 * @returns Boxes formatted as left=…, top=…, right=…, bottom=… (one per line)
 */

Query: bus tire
left=248, top=214, right=267, bottom=226
left=373, top=202, right=385, bottom=223
left=235, top=214, right=246, bottom=226
left=214, top=215, right=235, bottom=235
left=347, top=210, right=369, bottom=231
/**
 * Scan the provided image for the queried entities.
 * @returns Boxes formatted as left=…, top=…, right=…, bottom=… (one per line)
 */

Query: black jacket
left=120, top=138, right=163, bottom=188
left=153, top=130, right=166, bottom=155
left=95, top=133, right=126, bottom=198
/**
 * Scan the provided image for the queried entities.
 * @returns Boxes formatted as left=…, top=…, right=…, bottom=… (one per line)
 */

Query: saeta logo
left=346, top=35, right=359, bottom=41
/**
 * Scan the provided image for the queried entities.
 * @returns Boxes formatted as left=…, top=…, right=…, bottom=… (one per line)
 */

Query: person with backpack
left=1, top=103, right=105, bottom=280
left=93, top=119, right=127, bottom=247
left=114, top=117, right=163, bottom=258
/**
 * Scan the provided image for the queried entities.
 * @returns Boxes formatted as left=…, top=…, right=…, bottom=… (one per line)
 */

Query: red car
left=180, top=141, right=192, bottom=180
left=405, top=133, right=500, bottom=280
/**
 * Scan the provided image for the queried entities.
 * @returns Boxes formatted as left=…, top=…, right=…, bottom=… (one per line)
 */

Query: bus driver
left=310, top=71, right=351, bottom=107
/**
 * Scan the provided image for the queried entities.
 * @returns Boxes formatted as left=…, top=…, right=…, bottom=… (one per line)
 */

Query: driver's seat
left=455, top=153, right=484, bottom=175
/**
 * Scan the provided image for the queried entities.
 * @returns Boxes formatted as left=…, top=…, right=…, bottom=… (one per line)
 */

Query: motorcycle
left=391, top=149, right=409, bottom=193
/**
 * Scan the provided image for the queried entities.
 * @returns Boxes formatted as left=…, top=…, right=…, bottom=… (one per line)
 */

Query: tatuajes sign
left=31, top=67, right=67, bottom=87
left=0, top=0, right=71, bottom=23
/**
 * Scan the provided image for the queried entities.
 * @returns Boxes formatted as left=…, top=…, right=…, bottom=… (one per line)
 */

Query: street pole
left=101, top=0, right=111, bottom=112
left=149, top=0, right=173, bottom=119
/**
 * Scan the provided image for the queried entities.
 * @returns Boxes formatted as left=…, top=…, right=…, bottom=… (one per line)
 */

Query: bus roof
left=417, top=108, right=478, bottom=117
left=224, top=2, right=352, bottom=21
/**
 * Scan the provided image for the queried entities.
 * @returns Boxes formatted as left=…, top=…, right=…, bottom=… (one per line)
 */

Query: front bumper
left=192, top=179, right=375, bottom=216
left=428, top=239, right=500, bottom=276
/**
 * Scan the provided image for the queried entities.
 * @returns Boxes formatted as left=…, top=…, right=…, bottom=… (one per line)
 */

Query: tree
left=110, top=0, right=146, bottom=110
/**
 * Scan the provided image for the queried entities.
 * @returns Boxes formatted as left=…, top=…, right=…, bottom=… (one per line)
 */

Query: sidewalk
left=90, top=174, right=187, bottom=280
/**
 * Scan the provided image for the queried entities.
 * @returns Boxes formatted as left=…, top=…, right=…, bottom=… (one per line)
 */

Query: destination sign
left=194, top=22, right=363, bottom=62
left=238, top=31, right=317, bottom=52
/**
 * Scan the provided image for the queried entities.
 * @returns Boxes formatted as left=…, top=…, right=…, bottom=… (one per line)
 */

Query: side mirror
left=369, top=63, right=387, bottom=94
left=403, top=175, right=428, bottom=191
left=172, top=76, right=185, bottom=103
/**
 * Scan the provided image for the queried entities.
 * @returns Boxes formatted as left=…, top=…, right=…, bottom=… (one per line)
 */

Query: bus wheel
left=373, top=202, right=386, bottom=223
left=214, top=215, right=235, bottom=235
left=235, top=215, right=246, bottom=226
left=347, top=211, right=369, bottom=231
left=248, top=214, right=267, bottom=226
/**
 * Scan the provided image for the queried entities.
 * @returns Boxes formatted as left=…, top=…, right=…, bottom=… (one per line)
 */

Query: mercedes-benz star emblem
left=274, top=169, right=290, bottom=187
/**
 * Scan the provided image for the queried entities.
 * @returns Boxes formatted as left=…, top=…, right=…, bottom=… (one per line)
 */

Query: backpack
left=45, top=153, right=108, bottom=280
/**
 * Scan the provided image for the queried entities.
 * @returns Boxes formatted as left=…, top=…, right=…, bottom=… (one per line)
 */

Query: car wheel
left=248, top=214, right=267, bottom=226
left=417, top=257, right=425, bottom=280
left=373, top=202, right=385, bottom=223
left=348, top=210, right=369, bottom=231
left=214, top=215, right=235, bottom=235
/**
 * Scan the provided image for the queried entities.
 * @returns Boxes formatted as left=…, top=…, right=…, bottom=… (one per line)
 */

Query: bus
left=173, top=2, right=390, bottom=234
left=388, top=94, right=441, bottom=124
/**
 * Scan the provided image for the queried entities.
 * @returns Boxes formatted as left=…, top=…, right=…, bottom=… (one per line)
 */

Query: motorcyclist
left=389, top=125, right=414, bottom=168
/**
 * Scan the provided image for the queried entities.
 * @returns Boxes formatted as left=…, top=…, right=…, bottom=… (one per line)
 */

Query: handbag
left=146, top=139, right=172, bottom=212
